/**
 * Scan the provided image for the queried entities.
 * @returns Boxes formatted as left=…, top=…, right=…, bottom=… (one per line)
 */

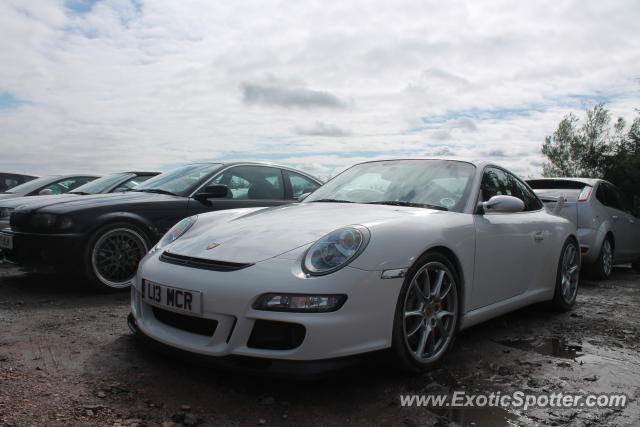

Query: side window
left=608, top=185, right=629, bottom=212
left=287, top=172, right=320, bottom=199
left=480, top=168, right=512, bottom=201
left=42, top=177, right=94, bottom=194
left=206, top=166, right=284, bottom=200
left=510, top=176, right=543, bottom=211
left=113, top=175, right=154, bottom=192
left=596, top=184, right=608, bottom=206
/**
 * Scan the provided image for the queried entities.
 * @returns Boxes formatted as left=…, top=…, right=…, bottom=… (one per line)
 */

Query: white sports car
left=129, top=159, right=580, bottom=372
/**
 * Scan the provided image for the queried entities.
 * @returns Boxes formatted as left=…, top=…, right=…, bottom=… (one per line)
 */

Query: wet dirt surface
left=1, top=264, right=639, bottom=426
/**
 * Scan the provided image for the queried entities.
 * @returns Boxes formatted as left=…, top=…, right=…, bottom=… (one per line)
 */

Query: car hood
left=167, top=202, right=445, bottom=263
left=0, top=194, right=21, bottom=200
left=0, top=193, right=85, bottom=210
left=14, top=191, right=181, bottom=213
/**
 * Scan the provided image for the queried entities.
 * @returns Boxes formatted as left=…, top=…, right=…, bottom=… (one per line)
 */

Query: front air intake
left=160, top=251, right=253, bottom=272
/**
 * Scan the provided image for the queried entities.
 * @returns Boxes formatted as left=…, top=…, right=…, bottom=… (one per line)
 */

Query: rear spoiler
left=539, top=196, right=566, bottom=215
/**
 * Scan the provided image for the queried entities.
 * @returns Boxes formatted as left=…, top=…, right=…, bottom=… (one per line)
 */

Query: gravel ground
left=0, top=264, right=639, bottom=426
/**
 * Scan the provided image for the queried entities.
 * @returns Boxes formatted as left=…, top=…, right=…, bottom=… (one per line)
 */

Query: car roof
left=211, top=161, right=322, bottom=183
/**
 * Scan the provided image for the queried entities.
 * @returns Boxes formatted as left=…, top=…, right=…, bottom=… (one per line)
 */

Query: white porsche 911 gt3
left=129, top=159, right=580, bottom=372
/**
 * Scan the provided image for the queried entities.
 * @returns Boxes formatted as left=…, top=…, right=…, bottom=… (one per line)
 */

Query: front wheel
left=391, top=252, right=459, bottom=372
left=551, top=238, right=580, bottom=311
left=84, top=223, right=150, bottom=290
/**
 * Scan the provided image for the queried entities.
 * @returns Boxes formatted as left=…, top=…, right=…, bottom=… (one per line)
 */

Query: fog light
left=253, top=293, right=347, bottom=313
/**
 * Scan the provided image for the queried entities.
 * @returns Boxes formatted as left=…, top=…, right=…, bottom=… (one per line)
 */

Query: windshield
left=135, top=164, right=222, bottom=195
left=305, top=160, right=476, bottom=212
left=69, top=173, right=130, bottom=194
left=3, top=175, right=60, bottom=194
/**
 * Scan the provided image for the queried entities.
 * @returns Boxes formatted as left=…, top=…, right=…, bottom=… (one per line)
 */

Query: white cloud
left=0, top=0, right=639, bottom=180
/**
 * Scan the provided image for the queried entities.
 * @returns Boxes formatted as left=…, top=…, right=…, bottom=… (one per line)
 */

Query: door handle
left=612, top=215, right=619, bottom=220
left=533, top=231, right=544, bottom=241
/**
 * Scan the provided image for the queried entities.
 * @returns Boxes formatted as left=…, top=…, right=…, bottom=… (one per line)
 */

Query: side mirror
left=482, top=195, right=525, bottom=214
left=194, top=184, right=229, bottom=202
left=297, top=192, right=310, bottom=202
left=39, top=189, right=54, bottom=195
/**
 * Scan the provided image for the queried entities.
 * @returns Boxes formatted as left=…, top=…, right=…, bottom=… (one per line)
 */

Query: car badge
left=206, top=242, right=221, bottom=250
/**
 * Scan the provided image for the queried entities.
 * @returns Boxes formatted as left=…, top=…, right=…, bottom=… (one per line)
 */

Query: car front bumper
left=0, top=229, right=86, bottom=273
left=130, top=250, right=405, bottom=362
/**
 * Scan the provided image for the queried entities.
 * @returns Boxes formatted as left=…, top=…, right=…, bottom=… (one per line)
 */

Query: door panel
left=471, top=167, right=550, bottom=310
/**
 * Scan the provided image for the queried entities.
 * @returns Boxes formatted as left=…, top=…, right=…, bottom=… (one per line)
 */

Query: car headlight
left=151, top=215, right=197, bottom=253
left=302, top=226, right=370, bottom=275
left=253, top=293, right=347, bottom=312
left=31, top=213, right=58, bottom=229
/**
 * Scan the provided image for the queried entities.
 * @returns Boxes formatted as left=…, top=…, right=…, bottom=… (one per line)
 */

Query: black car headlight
left=31, top=213, right=58, bottom=229
left=29, top=213, right=73, bottom=230
left=302, top=226, right=370, bottom=275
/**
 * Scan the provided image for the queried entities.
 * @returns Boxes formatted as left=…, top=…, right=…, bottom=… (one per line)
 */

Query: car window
left=113, top=175, right=155, bottom=192
left=607, top=184, right=630, bottom=213
left=480, top=168, right=541, bottom=211
left=287, top=172, right=320, bottom=199
left=42, top=177, right=95, bottom=195
left=480, top=168, right=512, bottom=201
left=207, top=166, right=285, bottom=200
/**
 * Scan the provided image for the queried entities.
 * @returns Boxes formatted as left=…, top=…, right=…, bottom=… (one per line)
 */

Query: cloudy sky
left=1, top=0, right=639, bottom=179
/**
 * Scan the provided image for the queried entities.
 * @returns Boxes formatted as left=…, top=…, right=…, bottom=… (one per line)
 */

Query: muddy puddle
left=498, top=337, right=584, bottom=360
left=429, top=406, right=523, bottom=426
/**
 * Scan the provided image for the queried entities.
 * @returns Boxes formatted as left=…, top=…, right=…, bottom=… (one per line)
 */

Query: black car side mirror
left=194, top=184, right=229, bottom=202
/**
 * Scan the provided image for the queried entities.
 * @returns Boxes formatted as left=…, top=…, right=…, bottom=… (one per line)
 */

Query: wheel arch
left=415, top=245, right=466, bottom=316
left=85, top=212, right=158, bottom=245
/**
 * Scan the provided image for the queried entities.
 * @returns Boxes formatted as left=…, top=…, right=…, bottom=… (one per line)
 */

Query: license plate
left=141, top=279, right=202, bottom=314
left=0, top=233, right=12, bottom=250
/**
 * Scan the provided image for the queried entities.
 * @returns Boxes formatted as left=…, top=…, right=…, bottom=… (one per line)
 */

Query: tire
left=591, top=237, right=613, bottom=280
left=551, top=238, right=580, bottom=311
left=84, top=222, right=151, bottom=291
left=391, top=252, right=460, bottom=372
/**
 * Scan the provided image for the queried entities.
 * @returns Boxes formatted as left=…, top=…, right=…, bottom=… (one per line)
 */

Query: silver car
left=527, top=178, right=640, bottom=278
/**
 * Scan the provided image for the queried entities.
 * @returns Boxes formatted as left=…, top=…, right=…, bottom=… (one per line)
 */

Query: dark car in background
left=0, top=171, right=159, bottom=231
left=0, top=162, right=321, bottom=290
left=0, top=174, right=99, bottom=201
left=0, top=172, right=38, bottom=192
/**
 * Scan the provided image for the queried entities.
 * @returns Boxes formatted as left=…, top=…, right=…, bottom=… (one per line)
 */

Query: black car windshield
left=134, top=164, right=222, bottom=196
left=304, top=160, right=476, bottom=212
left=69, top=173, right=130, bottom=195
left=3, top=175, right=61, bottom=194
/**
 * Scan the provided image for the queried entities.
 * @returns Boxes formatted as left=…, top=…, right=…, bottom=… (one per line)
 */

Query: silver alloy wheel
left=561, top=242, right=580, bottom=303
left=403, top=261, right=458, bottom=364
left=91, top=228, right=148, bottom=288
left=601, top=239, right=613, bottom=277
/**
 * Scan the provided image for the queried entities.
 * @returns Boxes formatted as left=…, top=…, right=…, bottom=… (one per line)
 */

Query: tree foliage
left=541, top=104, right=640, bottom=207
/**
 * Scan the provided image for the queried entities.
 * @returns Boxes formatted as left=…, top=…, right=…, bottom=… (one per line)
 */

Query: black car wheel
left=391, top=251, right=460, bottom=372
left=85, top=223, right=150, bottom=290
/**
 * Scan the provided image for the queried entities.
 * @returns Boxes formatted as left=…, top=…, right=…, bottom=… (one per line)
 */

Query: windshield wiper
left=366, top=201, right=448, bottom=211
left=310, top=198, right=355, bottom=203
left=133, top=189, right=178, bottom=196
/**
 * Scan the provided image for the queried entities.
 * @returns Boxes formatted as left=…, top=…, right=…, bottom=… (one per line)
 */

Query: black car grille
left=151, top=306, right=218, bottom=336
left=160, top=251, right=253, bottom=271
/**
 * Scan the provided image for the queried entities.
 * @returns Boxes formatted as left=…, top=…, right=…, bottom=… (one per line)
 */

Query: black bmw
left=0, top=162, right=321, bottom=290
